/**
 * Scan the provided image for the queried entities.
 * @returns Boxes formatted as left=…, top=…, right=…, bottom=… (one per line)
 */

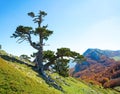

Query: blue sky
left=0, top=0, right=120, bottom=57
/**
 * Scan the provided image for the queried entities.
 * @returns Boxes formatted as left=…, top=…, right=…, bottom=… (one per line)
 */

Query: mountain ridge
left=72, top=48, right=120, bottom=88
left=83, top=48, right=120, bottom=61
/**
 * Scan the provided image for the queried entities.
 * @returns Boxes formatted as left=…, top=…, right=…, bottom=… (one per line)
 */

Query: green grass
left=0, top=49, right=120, bottom=94
left=0, top=50, right=8, bottom=55
left=0, top=58, right=61, bottom=94
left=49, top=73, right=120, bottom=94
left=112, top=56, right=120, bottom=61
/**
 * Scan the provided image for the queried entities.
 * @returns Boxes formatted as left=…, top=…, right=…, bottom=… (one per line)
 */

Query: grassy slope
left=0, top=51, right=120, bottom=94
left=50, top=73, right=120, bottom=94
left=0, top=58, right=61, bottom=94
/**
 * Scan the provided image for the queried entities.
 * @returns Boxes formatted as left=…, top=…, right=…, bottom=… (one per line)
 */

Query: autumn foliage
left=71, top=57, right=120, bottom=88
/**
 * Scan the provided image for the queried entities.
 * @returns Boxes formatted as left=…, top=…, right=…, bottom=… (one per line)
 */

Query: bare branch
left=18, top=38, right=27, bottom=44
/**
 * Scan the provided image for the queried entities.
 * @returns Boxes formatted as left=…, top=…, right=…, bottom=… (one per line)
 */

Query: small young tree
left=11, top=10, right=53, bottom=76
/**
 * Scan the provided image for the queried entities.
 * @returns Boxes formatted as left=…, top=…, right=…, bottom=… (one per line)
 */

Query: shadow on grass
left=0, top=55, right=34, bottom=67
left=0, top=54, right=63, bottom=92
left=0, top=55, right=24, bottom=63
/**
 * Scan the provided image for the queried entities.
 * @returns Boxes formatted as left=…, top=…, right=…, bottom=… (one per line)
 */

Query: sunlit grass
left=48, top=72, right=119, bottom=94
left=0, top=58, right=61, bottom=94
left=0, top=49, right=120, bottom=94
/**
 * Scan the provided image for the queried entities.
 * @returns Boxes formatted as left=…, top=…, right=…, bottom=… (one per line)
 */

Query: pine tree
left=11, top=10, right=53, bottom=77
left=54, top=59, right=69, bottom=77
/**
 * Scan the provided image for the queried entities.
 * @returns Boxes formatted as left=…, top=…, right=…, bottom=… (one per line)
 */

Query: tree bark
left=36, top=18, right=45, bottom=76
left=37, top=47, right=44, bottom=74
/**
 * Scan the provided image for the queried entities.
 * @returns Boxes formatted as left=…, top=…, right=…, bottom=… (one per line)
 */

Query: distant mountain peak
left=73, top=48, right=120, bottom=88
left=83, top=48, right=120, bottom=61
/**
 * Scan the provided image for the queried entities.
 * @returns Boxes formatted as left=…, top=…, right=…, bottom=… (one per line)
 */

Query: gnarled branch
left=27, top=33, right=39, bottom=50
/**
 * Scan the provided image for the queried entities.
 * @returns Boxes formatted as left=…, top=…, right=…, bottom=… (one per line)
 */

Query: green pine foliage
left=53, top=59, right=69, bottom=77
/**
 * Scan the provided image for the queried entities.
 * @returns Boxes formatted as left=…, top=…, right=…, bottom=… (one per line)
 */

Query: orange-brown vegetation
left=72, top=58, right=120, bottom=88
left=104, top=78, right=120, bottom=88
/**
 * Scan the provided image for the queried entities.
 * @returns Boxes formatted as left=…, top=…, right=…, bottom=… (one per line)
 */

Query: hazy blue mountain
left=83, top=48, right=120, bottom=61
left=74, top=48, right=120, bottom=73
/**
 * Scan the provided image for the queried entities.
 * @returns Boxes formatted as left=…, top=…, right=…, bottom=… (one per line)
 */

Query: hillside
left=72, top=48, right=120, bottom=88
left=0, top=50, right=120, bottom=94
left=0, top=58, right=61, bottom=94
left=83, top=48, right=120, bottom=61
